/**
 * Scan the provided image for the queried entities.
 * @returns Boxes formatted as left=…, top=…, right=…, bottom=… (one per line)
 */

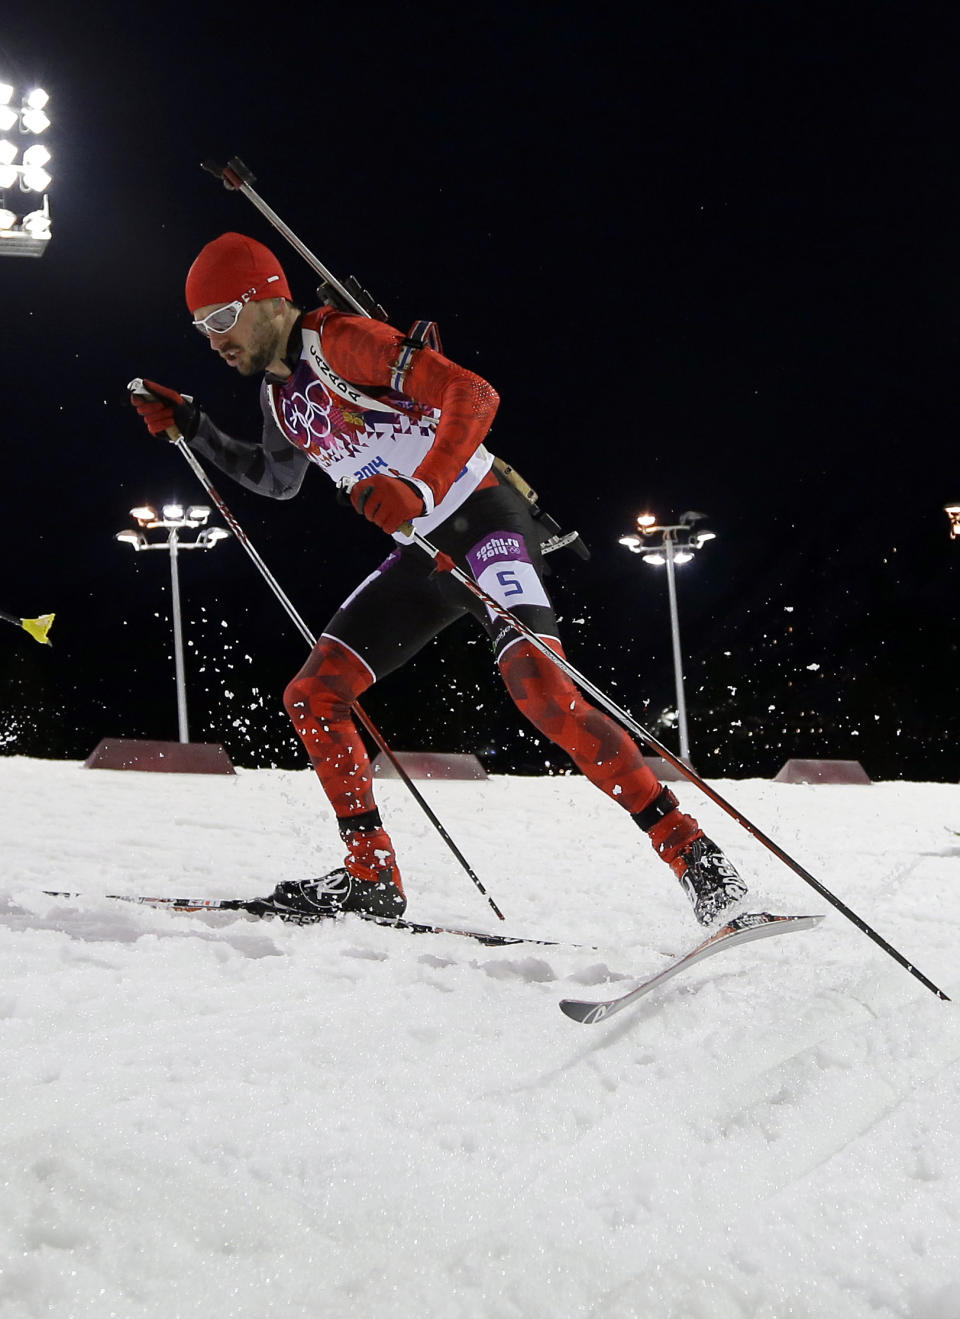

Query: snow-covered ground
left=0, top=756, right=957, bottom=1319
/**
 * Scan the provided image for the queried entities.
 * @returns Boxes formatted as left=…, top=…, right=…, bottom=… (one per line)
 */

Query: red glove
left=350, top=473, right=426, bottom=534
left=130, top=379, right=199, bottom=441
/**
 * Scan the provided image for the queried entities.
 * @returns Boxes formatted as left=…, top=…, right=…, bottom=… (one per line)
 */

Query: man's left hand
left=350, top=474, right=425, bottom=534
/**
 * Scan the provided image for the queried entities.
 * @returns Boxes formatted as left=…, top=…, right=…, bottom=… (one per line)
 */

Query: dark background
left=0, top=4, right=957, bottom=781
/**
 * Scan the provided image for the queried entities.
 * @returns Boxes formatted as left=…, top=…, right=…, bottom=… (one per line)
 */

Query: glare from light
left=0, top=107, right=16, bottom=133
left=162, top=503, right=185, bottom=522
left=24, top=88, right=49, bottom=110
left=22, top=144, right=49, bottom=168
left=0, top=164, right=17, bottom=188
left=130, top=505, right=157, bottom=524
left=642, top=553, right=666, bottom=566
left=186, top=505, right=211, bottom=524
left=0, top=208, right=16, bottom=230
left=0, top=138, right=17, bottom=165
left=20, top=107, right=50, bottom=134
left=636, top=513, right=657, bottom=529
left=0, top=84, right=13, bottom=106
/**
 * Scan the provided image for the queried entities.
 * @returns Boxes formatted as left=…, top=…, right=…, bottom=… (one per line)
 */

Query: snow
left=1, top=756, right=958, bottom=1318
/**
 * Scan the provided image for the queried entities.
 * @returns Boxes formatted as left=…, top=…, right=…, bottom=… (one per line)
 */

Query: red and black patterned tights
left=284, top=635, right=666, bottom=828
left=497, top=638, right=663, bottom=814
left=283, top=637, right=378, bottom=820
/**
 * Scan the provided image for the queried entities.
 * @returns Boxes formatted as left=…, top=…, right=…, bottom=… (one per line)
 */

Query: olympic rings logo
left=280, top=379, right=336, bottom=450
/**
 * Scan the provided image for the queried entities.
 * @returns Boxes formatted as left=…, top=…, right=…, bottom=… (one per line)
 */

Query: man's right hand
left=130, top=379, right=200, bottom=441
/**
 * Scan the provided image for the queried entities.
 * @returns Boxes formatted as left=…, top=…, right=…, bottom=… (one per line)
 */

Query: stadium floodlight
left=115, top=501, right=231, bottom=743
left=21, top=163, right=50, bottom=192
left=21, top=163, right=50, bottom=190
left=22, top=205, right=51, bottom=238
left=198, top=527, right=231, bottom=547
left=20, top=90, right=50, bottom=135
left=115, top=529, right=146, bottom=549
left=20, top=106, right=49, bottom=134
left=618, top=509, right=718, bottom=764
left=0, top=81, right=53, bottom=256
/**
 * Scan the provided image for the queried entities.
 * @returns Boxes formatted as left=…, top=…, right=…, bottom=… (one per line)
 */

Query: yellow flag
left=21, top=614, right=55, bottom=646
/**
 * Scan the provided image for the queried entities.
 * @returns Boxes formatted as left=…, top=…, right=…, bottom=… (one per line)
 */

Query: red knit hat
left=185, top=232, right=292, bottom=312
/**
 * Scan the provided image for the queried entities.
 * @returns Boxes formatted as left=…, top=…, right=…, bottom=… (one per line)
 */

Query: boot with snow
left=635, top=786, right=748, bottom=926
left=266, top=812, right=406, bottom=923
left=669, top=834, right=748, bottom=926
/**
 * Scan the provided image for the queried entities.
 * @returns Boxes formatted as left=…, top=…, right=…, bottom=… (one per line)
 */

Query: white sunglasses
left=192, top=275, right=281, bottom=337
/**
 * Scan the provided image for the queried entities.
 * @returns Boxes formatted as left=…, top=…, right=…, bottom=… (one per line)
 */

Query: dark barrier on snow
left=84, top=739, right=236, bottom=775
left=371, top=751, right=487, bottom=781
left=773, top=759, right=871, bottom=785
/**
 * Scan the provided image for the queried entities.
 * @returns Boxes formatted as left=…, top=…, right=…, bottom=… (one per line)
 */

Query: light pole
left=618, top=510, right=716, bottom=764
left=115, top=503, right=230, bottom=743
left=944, top=502, right=960, bottom=540
left=0, top=82, right=53, bottom=257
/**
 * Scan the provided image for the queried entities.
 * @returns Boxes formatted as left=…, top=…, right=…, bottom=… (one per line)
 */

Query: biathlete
left=131, top=231, right=748, bottom=925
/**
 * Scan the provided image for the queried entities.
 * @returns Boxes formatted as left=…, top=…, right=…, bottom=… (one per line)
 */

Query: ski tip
left=558, top=998, right=610, bottom=1025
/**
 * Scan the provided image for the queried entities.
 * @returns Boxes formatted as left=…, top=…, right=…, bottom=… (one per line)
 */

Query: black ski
left=41, top=890, right=574, bottom=948
left=559, top=911, right=825, bottom=1024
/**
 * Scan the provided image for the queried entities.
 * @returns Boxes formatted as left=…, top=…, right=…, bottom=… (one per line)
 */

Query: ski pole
left=126, top=382, right=504, bottom=921
left=202, top=157, right=382, bottom=319
left=400, top=524, right=950, bottom=1002
left=0, top=610, right=54, bottom=646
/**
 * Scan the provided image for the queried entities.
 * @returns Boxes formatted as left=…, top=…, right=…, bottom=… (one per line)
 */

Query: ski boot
left=267, top=867, right=406, bottom=923
left=267, top=814, right=407, bottom=923
left=670, top=835, right=748, bottom=926
left=636, top=786, right=748, bottom=926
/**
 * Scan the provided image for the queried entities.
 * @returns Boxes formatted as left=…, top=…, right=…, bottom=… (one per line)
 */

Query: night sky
left=1, top=5, right=956, bottom=782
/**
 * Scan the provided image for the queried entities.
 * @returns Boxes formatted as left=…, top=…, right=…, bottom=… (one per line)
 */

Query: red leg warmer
left=498, top=639, right=663, bottom=814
